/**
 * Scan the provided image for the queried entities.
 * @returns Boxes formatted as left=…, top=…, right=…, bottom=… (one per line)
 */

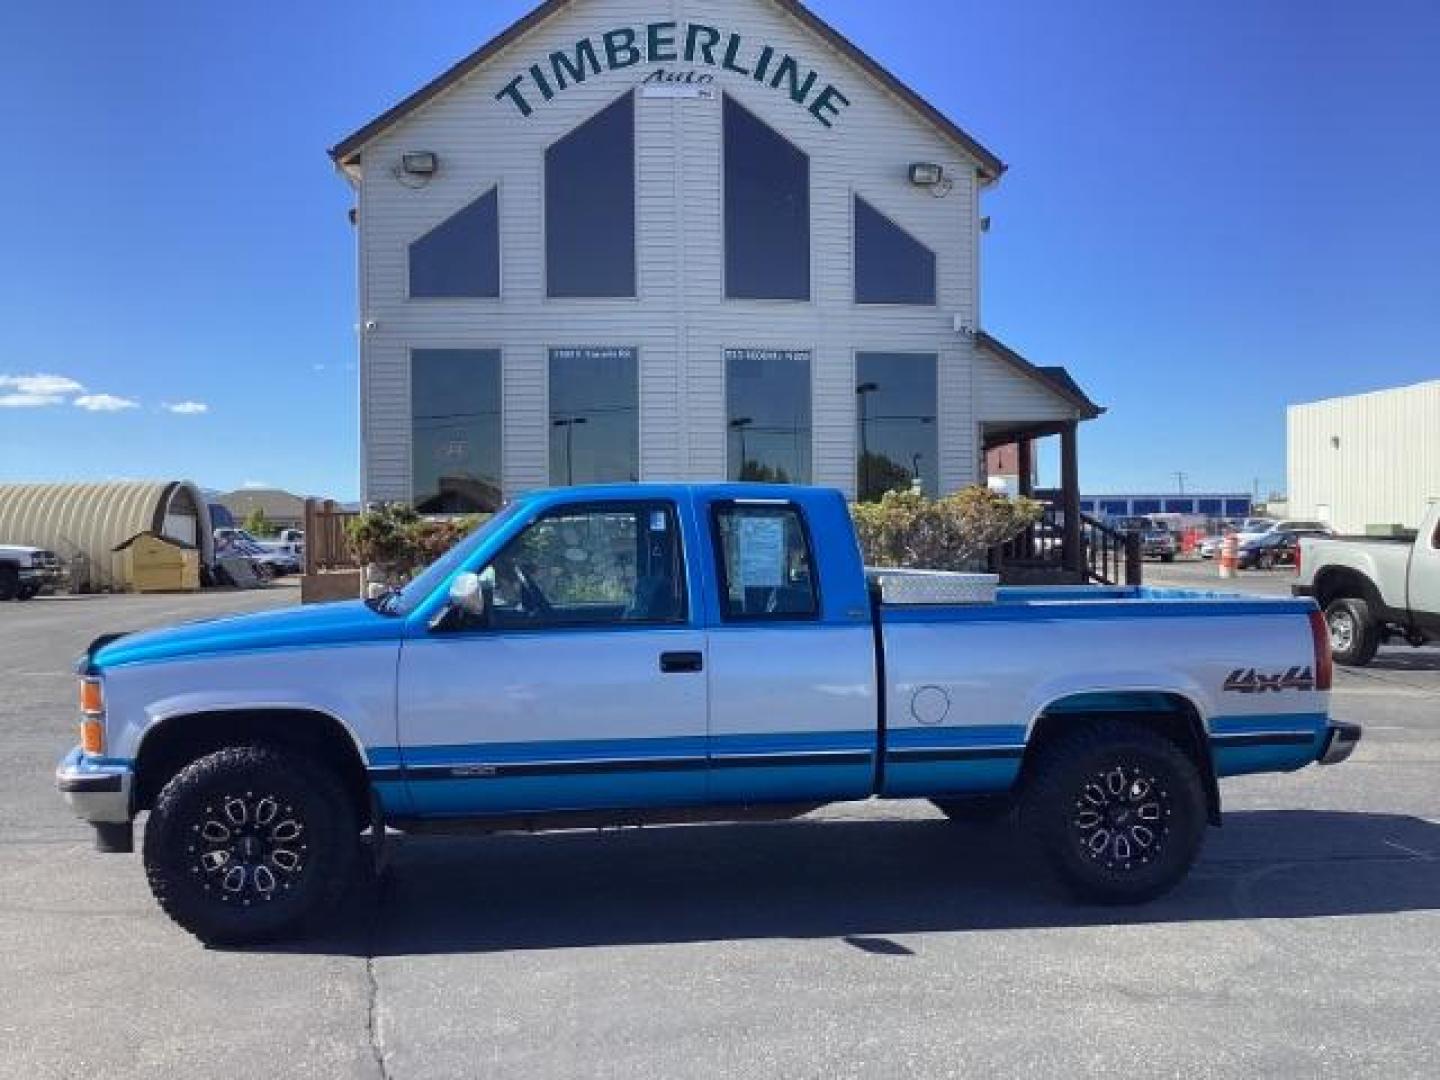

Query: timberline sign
left=496, top=22, right=852, bottom=128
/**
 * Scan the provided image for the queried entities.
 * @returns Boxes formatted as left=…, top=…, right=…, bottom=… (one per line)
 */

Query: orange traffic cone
left=1218, top=532, right=1239, bottom=579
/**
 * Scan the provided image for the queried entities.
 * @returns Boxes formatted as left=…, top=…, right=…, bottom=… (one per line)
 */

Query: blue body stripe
left=1208, top=712, right=1328, bottom=737
left=884, top=589, right=1316, bottom=624
left=1209, top=712, right=1327, bottom=776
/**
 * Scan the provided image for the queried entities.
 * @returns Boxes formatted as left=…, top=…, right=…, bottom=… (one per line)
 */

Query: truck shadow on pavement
left=1365, top=648, right=1440, bottom=672
left=268, top=809, right=1440, bottom=957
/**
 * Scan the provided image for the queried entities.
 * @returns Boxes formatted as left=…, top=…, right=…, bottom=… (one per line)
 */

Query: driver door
left=395, top=499, right=708, bottom=816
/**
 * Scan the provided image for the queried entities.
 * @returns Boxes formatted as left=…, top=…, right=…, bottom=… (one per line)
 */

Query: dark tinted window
left=549, top=347, right=639, bottom=485
left=411, top=349, right=502, bottom=512
left=409, top=188, right=500, bottom=298
left=726, top=349, right=812, bottom=484
left=546, top=93, right=635, bottom=297
left=856, top=353, right=938, bottom=502
left=854, top=196, right=936, bottom=305
left=484, top=504, right=685, bottom=628
left=711, top=504, right=818, bottom=620
left=724, top=97, right=810, bottom=300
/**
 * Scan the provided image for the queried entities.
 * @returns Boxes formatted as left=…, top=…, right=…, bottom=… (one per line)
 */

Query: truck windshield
left=375, top=500, right=529, bottom=616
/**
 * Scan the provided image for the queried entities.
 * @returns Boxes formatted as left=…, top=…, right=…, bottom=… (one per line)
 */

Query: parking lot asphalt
left=2, top=576, right=1437, bottom=1079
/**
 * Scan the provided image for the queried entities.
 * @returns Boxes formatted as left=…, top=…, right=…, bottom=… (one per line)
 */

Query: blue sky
left=1, top=0, right=1435, bottom=501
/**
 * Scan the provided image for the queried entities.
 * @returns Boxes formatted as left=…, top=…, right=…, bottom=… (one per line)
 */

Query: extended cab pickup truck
left=1296, top=501, right=1440, bottom=666
left=57, top=485, right=1360, bottom=944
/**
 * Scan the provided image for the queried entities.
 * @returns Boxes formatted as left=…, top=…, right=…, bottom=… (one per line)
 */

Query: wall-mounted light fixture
left=394, top=151, right=439, bottom=190
left=909, top=162, right=945, bottom=187
left=401, top=151, right=438, bottom=177
left=1330, top=436, right=1341, bottom=449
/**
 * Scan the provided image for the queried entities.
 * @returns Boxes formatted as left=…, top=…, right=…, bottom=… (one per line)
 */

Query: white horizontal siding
left=355, top=0, right=1005, bottom=502
left=975, top=350, right=1077, bottom=425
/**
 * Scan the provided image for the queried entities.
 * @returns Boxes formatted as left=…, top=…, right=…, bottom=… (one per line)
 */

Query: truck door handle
left=660, top=651, right=704, bottom=674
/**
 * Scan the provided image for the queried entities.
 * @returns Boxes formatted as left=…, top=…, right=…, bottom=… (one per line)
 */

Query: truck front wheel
left=143, top=745, right=359, bottom=946
left=1325, top=598, right=1380, bottom=667
left=1022, top=722, right=1207, bottom=905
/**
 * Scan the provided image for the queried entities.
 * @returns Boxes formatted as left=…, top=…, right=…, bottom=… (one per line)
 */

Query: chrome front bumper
left=1320, top=723, right=1363, bottom=766
left=56, top=746, right=132, bottom=824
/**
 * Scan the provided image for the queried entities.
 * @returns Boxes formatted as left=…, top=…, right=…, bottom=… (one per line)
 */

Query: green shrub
left=850, top=487, right=1043, bottom=571
left=346, top=505, right=488, bottom=581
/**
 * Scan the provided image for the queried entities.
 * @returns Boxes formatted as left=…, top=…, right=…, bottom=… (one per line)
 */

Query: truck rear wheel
left=1022, top=722, right=1206, bottom=905
left=1325, top=598, right=1380, bottom=667
left=143, top=745, right=359, bottom=946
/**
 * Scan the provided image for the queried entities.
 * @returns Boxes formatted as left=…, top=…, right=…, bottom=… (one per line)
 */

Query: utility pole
left=1173, top=471, right=1187, bottom=495
left=856, top=382, right=879, bottom=500
left=552, top=417, right=588, bottom=486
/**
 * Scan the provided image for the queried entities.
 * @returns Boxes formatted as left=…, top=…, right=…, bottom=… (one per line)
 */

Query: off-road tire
left=1325, top=597, right=1380, bottom=667
left=0, top=565, right=17, bottom=601
left=932, top=795, right=1014, bottom=825
left=15, top=583, right=39, bottom=600
left=1021, top=721, right=1207, bottom=905
left=143, top=745, right=359, bottom=946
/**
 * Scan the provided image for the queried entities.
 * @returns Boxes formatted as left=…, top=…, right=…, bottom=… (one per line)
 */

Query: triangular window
left=409, top=188, right=500, bottom=298
left=854, top=196, right=936, bottom=305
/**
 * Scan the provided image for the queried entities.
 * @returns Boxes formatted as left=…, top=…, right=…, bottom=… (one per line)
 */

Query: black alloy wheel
left=1023, top=721, right=1207, bottom=904
left=144, top=745, right=359, bottom=945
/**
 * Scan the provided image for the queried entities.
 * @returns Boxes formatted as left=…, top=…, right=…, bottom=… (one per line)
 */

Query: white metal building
left=330, top=0, right=1100, bottom=513
left=1288, top=380, right=1440, bottom=534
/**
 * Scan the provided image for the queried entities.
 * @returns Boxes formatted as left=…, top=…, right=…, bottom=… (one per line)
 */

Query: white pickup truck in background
left=1297, top=501, right=1440, bottom=665
left=0, top=543, right=63, bottom=601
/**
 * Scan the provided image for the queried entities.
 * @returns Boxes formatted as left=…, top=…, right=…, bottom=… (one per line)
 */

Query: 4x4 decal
left=1224, top=667, right=1316, bottom=694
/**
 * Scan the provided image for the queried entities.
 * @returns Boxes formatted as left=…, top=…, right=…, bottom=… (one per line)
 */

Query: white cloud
left=0, top=373, right=85, bottom=397
left=0, top=373, right=87, bottom=406
left=1, top=393, right=66, bottom=408
left=74, top=393, right=139, bottom=412
left=164, top=400, right=209, bottom=415
left=241, top=480, right=272, bottom=490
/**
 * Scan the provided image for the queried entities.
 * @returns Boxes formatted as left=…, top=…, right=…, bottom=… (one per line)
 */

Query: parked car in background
left=1236, top=529, right=1329, bottom=571
left=1237, top=518, right=1334, bottom=545
left=215, top=529, right=301, bottom=576
left=1295, top=502, right=1440, bottom=665
left=1111, top=516, right=1178, bottom=562
left=0, top=543, right=64, bottom=600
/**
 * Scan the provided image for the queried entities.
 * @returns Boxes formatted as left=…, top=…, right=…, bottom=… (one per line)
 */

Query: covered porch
left=974, top=333, right=1139, bottom=585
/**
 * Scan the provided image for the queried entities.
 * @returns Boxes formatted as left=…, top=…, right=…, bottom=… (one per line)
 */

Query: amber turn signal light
left=80, top=719, right=105, bottom=756
left=79, top=678, right=105, bottom=717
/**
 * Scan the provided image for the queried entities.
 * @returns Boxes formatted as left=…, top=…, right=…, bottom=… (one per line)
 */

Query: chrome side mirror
left=448, top=572, right=488, bottom=620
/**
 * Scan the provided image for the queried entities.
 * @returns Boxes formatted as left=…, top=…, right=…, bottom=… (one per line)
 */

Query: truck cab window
left=484, top=504, right=685, bottom=628
left=712, top=504, right=819, bottom=620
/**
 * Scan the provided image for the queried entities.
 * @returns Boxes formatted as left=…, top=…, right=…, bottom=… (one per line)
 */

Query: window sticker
left=737, top=516, right=786, bottom=589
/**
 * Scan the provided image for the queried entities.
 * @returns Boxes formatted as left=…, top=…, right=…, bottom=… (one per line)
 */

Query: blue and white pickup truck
left=57, top=485, right=1360, bottom=944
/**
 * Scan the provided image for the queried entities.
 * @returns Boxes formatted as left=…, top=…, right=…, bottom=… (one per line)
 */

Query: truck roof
left=516, top=483, right=844, bottom=503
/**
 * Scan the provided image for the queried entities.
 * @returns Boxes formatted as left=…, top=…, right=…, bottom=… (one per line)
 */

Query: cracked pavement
left=2, top=572, right=1438, bottom=1078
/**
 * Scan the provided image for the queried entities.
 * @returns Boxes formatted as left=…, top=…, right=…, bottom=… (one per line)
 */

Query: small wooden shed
left=112, top=532, right=200, bottom=593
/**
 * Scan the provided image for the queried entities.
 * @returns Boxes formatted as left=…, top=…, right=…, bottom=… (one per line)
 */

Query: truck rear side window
left=711, top=504, right=819, bottom=621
